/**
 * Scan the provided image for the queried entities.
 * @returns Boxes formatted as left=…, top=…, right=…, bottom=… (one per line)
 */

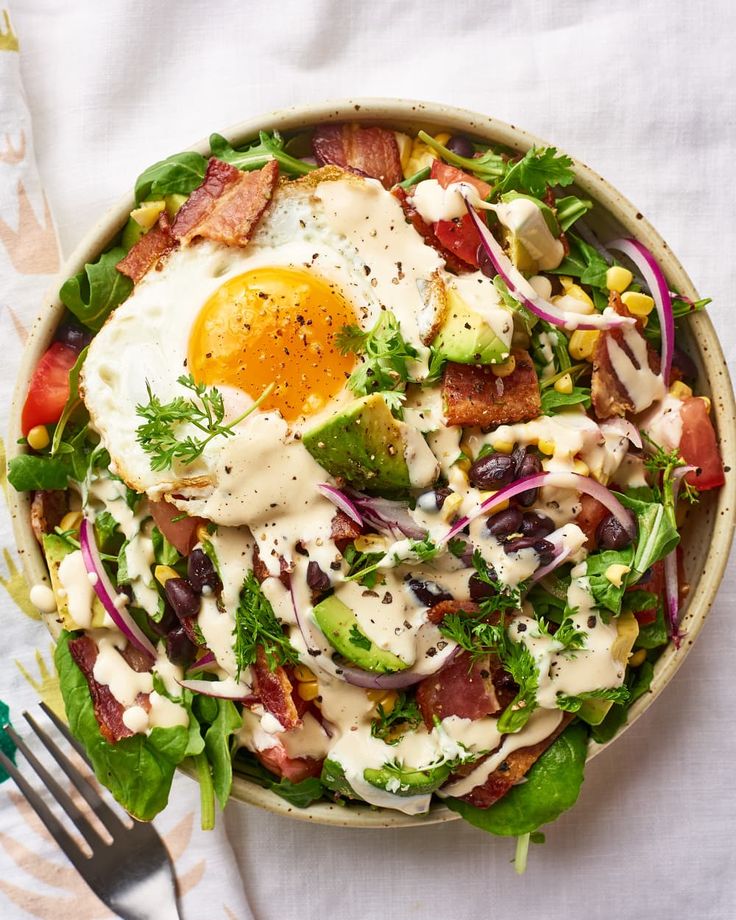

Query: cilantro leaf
left=348, top=624, right=372, bottom=651
left=498, top=147, right=575, bottom=198
left=336, top=311, right=418, bottom=398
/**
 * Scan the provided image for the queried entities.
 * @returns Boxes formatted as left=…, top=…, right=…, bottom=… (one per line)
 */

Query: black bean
left=406, top=577, right=452, bottom=607
left=446, top=135, right=475, bottom=158
left=504, top=536, right=555, bottom=566
left=166, top=626, right=196, bottom=668
left=469, top=453, right=516, bottom=490
left=469, top=572, right=496, bottom=602
left=434, top=487, right=452, bottom=510
left=486, top=506, right=523, bottom=537
left=516, top=452, right=542, bottom=506
left=596, top=513, right=635, bottom=550
left=520, top=512, right=555, bottom=539
left=55, top=321, right=93, bottom=352
left=307, top=561, right=331, bottom=595
left=164, top=577, right=201, bottom=621
left=187, top=548, right=222, bottom=594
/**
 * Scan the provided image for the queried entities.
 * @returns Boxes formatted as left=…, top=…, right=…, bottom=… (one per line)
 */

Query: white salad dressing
left=606, top=325, right=666, bottom=413
left=494, top=197, right=565, bottom=271
left=638, top=394, right=684, bottom=451
left=57, top=550, right=96, bottom=628
left=30, top=583, right=57, bottom=614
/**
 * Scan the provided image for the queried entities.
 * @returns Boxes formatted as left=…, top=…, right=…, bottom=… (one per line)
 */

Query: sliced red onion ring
left=440, top=471, right=637, bottom=545
left=530, top=544, right=572, bottom=584
left=607, top=238, right=674, bottom=385
left=317, top=483, right=363, bottom=526
left=664, top=465, right=696, bottom=647
left=79, top=518, right=157, bottom=658
left=349, top=492, right=426, bottom=540
left=600, top=417, right=643, bottom=450
left=177, top=677, right=256, bottom=701
left=463, top=195, right=632, bottom=331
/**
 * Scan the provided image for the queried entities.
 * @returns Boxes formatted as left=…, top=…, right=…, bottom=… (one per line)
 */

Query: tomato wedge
left=430, top=160, right=491, bottom=199
left=21, top=342, right=79, bottom=436
left=679, top=397, right=725, bottom=490
left=434, top=214, right=482, bottom=268
left=149, top=500, right=204, bottom=555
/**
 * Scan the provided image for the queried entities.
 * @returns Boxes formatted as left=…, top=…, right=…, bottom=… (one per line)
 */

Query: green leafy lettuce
left=60, top=248, right=133, bottom=331
left=134, top=151, right=207, bottom=204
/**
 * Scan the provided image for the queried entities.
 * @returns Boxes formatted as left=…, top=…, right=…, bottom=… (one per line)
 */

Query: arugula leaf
left=209, top=131, right=315, bottom=178
left=548, top=233, right=610, bottom=293
left=617, top=492, right=679, bottom=584
left=590, top=660, right=655, bottom=744
left=554, top=195, right=593, bottom=232
left=203, top=698, right=243, bottom=810
left=336, top=311, right=418, bottom=397
left=416, top=130, right=505, bottom=184
left=446, top=722, right=588, bottom=836
left=60, top=248, right=133, bottom=331
left=233, top=571, right=298, bottom=677
left=370, top=691, right=422, bottom=744
left=540, top=386, right=591, bottom=414
left=55, top=631, right=189, bottom=821
left=7, top=454, right=69, bottom=491
left=134, top=151, right=207, bottom=204
left=51, top=346, right=88, bottom=453
left=584, top=547, right=634, bottom=616
left=93, top=510, right=120, bottom=552
left=556, top=686, right=630, bottom=712
left=497, top=147, right=575, bottom=198
left=398, top=165, right=431, bottom=189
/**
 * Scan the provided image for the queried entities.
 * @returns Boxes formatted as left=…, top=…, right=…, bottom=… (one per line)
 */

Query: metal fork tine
left=39, top=702, right=91, bottom=766
left=4, top=723, right=105, bottom=851
left=0, top=748, right=87, bottom=874
left=23, top=711, right=126, bottom=838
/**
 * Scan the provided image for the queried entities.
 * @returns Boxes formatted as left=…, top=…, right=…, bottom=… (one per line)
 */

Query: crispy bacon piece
left=458, top=714, right=572, bottom=808
left=575, top=493, right=609, bottom=551
left=116, top=212, right=177, bottom=282
left=254, top=742, right=323, bottom=783
left=442, top=349, right=541, bottom=428
left=312, top=123, right=403, bottom=189
left=426, top=598, right=480, bottom=625
left=416, top=651, right=503, bottom=727
left=330, top=510, right=363, bottom=552
left=69, top=636, right=149, bottom=743
left=30, top=489, right=67, bottom=543
left=252, top=546, right=290, bottom=588
left=171, top=158, right=279, bottom=247
left=251, top=646, right=301, bottom=732
left=393, top=186, right=472, bottom=274
left=591, top=292, right=660, bottom=418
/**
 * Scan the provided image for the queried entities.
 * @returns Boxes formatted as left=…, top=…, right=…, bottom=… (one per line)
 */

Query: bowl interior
left=8, top=98, right=736, bottom=828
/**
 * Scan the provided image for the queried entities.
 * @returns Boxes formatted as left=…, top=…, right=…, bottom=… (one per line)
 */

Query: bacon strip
left=426, top=598, right=480, bottom=625
left=251, top=646, right=301, bottom=732
left=172, top=158, right=279, bottom=247
left=312, top=123, right=403, bottom=189
left=116, top=212, right=178, bottom=283
left=69, top=636, right=146, bottom=743
left=30, top=489, right=67, bottom=544
left=393, top=186, right=471, bottom=274
left=442, top=349, right=541, bottom=428
left=330, top=510, right=363, bottom=552
left=416, top=651, right=502, bottom=726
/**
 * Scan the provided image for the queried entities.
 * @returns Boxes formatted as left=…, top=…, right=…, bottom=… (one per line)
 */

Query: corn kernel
left=605, top=563, right=631, bottom=587
left=572, top=459, right=590, bottom=477
left=606, top=266, right=633, bottom=293
left=27, top=425, right=50, bottom=451
left=440, top=491, right=463, bottom=522
left=563, top=283, right=595, bottom=310
left=294, top=664, right=315, bottom=682
left=60, top=510, right=83, bottom=532
left=621, top=291, right=655, bottom=316
left=538, top=439, right=555, bottom=456
left=700, top=396, right=711, bottom=414
left=490, top=440, right=514, bottom=454
left=552, top=293, right=594, bottom=316
left=354, top=534, right=390, bottom=553
left=559, top=276, right=574, bottom=291
left=670, top=380, right=693, bottom=400
left=628, top=648, right=647, bottom=668
left=554, top=373, right=574, bottom=395
left=154, top=565, right=179, bottom=586
left=297, top=681, right=320, bottom=702
left=491, top=355, right=516, bottom=377
left=569, top=329, right=601, bottom=361
left=196, top=524, right=210, bottom=545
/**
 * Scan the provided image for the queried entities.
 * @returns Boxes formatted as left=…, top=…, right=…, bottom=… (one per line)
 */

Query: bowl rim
left=8, top=96, right=736, bottom=829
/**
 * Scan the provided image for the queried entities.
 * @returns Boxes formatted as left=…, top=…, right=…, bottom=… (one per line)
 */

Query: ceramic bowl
left=8, top=99, right=736, bottom=828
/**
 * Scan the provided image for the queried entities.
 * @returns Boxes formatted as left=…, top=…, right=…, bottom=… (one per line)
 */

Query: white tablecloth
left=8, top=1, right=736, bottom=918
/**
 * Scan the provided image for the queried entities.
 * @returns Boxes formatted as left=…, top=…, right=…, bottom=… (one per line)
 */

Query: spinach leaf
left=60, top=248, right=133, bottom=331
left=590, top=661, right=655, bottom=744
left=7, top=453, right=69, bottom=491
left=270, top=777, right=325, bottom=808
left=204, top=699, right=242, bottom=809
left=209, top=132, right=315, bottom=178
left=540, top=386, right=591, bottom=414
left=55, top=631, right=189, bottom=821
left=617, top=493, right=679, bottom=583
left=548, top=233, right=609, bottom=292
left=51, top=346, right=88, bottom=453
left=134, top=151, right=207, bottom=204
left=626, top=591, right=668, bottom=649
left=446, top=722, right=588, bottom=836
left=584, top=546, right=634, bottom=616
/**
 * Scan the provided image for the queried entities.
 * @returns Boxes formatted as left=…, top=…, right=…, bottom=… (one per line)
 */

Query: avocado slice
left=498, top=192, right=562, bottom=273
left=312, top=595, right=409, bottom=674
left=303, top=394, right=437, bottom=496
left=363, top=761, right=452, bottom=796
left=500, top=191, right=561, bottom=237
left=578, top=611, right=640, bottom=726
left=432, top=287, right=510, bottom=365
left=42, top=534, right=106, bottom=631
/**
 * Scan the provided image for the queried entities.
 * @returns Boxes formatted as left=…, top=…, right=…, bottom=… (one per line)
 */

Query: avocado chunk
left=498, top=192, right=564, bottom=273
left=500, top=191, right=561, bottom=237
left=579, top=611, right=640, bottom=726
left=42, top=534, right=106, bottom=631
left=363, top=761, right=452, bottom=796
left=321, top=759, right=361, bottom=799
left=432, top=287, right=510, bottom=365
left=303, top=394, right=437, bottom=496
left=312, top=594, right=409, bottom=674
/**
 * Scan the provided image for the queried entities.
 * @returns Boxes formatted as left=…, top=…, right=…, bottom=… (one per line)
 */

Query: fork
left=0, top=702, right=181, bottom=920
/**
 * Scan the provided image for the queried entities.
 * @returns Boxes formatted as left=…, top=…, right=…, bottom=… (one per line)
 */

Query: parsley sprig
left=336, top=311, right=418, bottom=399
left=136, top=375, right=274, bottom=472
left=233, top=571, right=298, bottom=678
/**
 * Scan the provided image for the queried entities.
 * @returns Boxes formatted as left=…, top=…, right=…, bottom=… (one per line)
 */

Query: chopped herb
left=407, top=536, right=439, bottom=563
left=447, top=537, right=468, bottom=558
left=556, top=686, right=630, bottom=713
left=233, top=572, right=298, bottom=677
left=336, top=311, right=418, bottom=398
left=370, top=691, right=422, bottom=744
left=497, top=147, right=575, bottom=198
left=342, top=544, right=384, bottom=588
left=348, top=624, right=372, bottom=651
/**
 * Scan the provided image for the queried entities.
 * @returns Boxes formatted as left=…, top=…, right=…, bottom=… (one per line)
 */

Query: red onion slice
left=79, top=518, right=157, bottom=658
left=607, top=238, right=674, bottom=384
left=664, top=465, right=696, bottom=647
left=317, top=483, right=363, bottom=526
left=349, top=492, right=426, bottom=540
left=600, top=417, right=643, bottom=449
left=177, top=677, right=256, bottom=701
left=464, top=194, right=633, bottom=331
left=530, top=543, right=572, bottom=584
left=440, top=471, right=636, bottom=545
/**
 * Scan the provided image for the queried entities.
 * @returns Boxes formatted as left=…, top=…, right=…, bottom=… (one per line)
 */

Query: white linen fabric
left=3, top=1, right=736, bottom=918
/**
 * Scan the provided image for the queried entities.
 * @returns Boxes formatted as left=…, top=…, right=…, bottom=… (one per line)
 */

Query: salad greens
left=336, top=310, right=418, bottom=399
left=134, top=151, right=208, bottom=205
left=60, top=247, right=133, bottom=331
left=233, top=572, right=299, bottom=676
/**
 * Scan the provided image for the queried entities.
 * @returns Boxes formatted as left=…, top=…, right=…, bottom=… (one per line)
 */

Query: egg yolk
left=188, top=267, right=357, bottom=421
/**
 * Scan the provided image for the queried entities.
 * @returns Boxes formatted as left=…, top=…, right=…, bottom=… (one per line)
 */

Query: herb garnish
left=556, top=686, right=630, bottom=713
left=370, top=691, right=423, bottom=744
left=233, top=571, right=298, bottom=677
left=336, top=311, right=418, bottom=398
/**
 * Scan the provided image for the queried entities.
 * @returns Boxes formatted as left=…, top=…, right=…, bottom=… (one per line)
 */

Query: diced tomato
left=679, top=397, right=725, bottom=490
left=254, top=742, right=323, bottom=783
left=21, top=342, right=79, bottom=436
left=433, top=214, right=482, bottom=268
left=149, top=500, right=204, bottom=555
left=430, top=160, right=491, bottom=199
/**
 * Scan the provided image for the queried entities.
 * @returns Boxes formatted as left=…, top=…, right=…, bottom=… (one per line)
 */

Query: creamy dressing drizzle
left=57, top=550, right=96, bottom=628
left=606, top=325, right=666, bottom=413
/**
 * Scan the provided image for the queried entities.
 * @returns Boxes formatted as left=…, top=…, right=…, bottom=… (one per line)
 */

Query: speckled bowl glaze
left=8, top=99, right=736, bottom=828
